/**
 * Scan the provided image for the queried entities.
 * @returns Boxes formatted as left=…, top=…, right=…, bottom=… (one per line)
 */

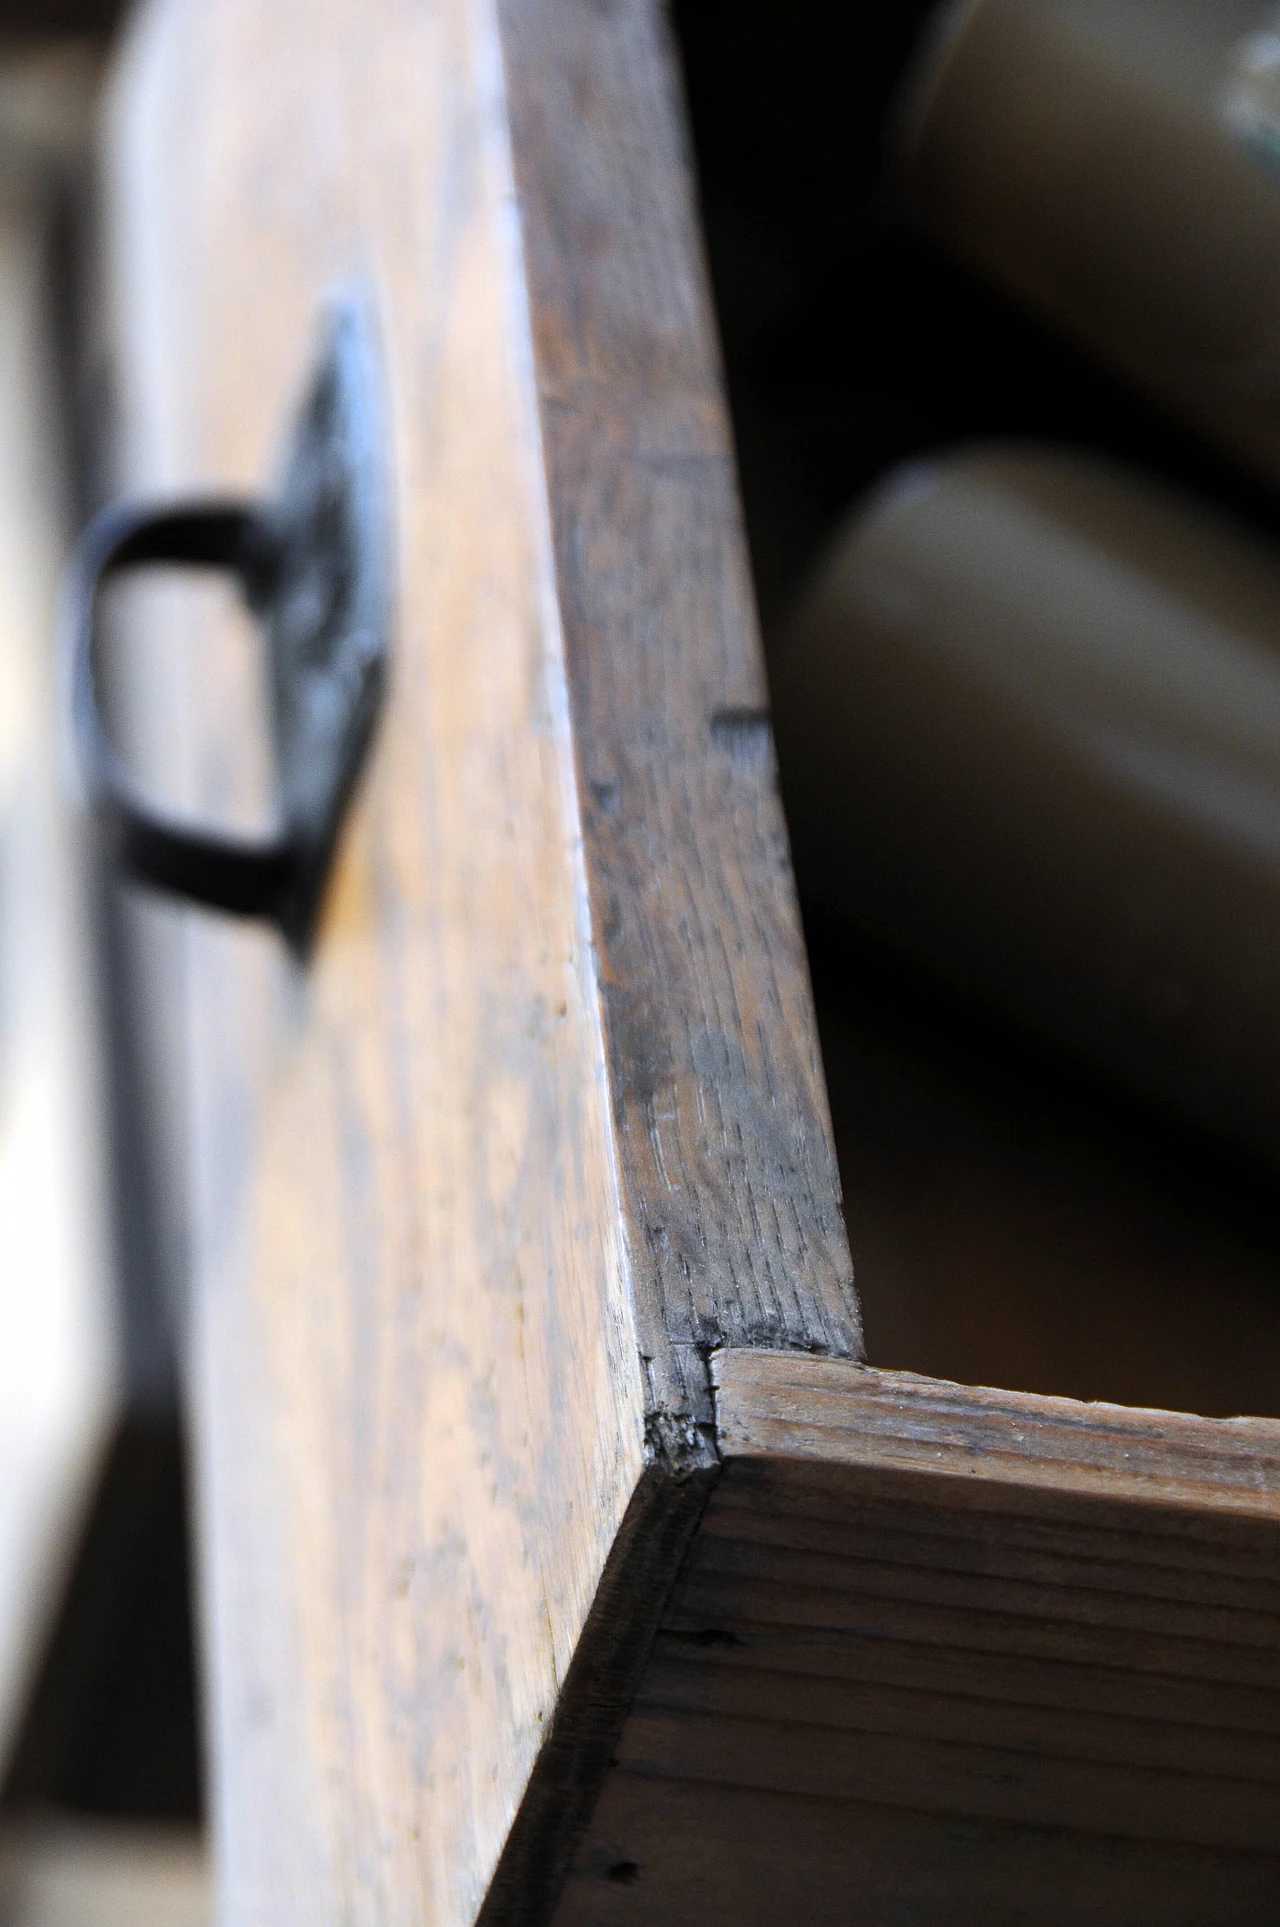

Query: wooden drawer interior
left=527, top=8, right=1280, bottom=1920
left=558, top=1353, right=1280, bottom=1927
left=675, top=0, right=1280, bottom=1422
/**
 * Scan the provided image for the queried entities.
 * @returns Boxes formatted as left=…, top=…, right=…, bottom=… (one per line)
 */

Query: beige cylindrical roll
left=897, top=0, right=1280, bottom=481
left=773, top=445, right=1280, bottom=1160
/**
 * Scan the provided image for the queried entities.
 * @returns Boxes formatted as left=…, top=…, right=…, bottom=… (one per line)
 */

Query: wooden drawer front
left=96, top=1, right=1280, bottom=1921
left=100, top=0, right=854, bottom=1919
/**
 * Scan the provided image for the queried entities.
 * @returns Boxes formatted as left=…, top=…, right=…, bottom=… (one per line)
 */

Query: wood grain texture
left=716, top=1350, right=1280, bottom=1515
left=555, top=1352, right=1280, bottom=1924
left=497, top=0, right=860, bottom=1443
left=104, top=2, right=649, bottom=1920
left=100, top=0, right=853, bottom=1919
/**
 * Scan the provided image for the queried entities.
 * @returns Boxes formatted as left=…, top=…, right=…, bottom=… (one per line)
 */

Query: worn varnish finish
left=715, top=1351, right=1280, bottom=1513
left=102, top=0, right=854, bottom=1921
left=555, top=1352, right=1280, bottom=1924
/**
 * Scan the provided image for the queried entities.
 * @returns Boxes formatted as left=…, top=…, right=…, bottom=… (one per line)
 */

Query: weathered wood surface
left=106, top=2, right=645, bottom=1917
left=556, top=1351, right=1280, bottom=1924
left=497, top=0, right=859, bottom=1445
left=716, top=1350, right=1280, bottom=1513
left=101, top=0, right=854, bottom=1920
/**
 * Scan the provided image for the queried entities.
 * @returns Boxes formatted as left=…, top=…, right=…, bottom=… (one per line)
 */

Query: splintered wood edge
left=712, top=1351, right=1280, bottom=1520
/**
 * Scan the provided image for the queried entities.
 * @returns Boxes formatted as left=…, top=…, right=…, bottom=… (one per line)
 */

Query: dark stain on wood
left=497, top=0, right=861, bottom=1444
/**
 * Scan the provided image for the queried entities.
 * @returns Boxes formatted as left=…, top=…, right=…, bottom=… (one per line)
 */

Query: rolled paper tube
left=772, top=445, right=1280, bottom=1160
left=896, top=0, right=1280, bottom=483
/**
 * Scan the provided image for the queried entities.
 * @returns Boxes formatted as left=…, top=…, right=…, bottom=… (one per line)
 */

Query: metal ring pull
left=66, top=293, right=390, bottom=953
left=70, top=498, right=294, bottom=923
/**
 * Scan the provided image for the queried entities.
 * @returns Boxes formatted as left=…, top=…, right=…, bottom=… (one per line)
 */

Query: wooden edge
left=712, top=1350, right=1280, bottom=1519
left=478, top=1464, right=717, bottom=1927
left=497, top=0, right=861, bottom=1440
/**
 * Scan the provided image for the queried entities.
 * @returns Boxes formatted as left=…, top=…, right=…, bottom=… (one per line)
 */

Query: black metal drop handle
left=66, top=293, right=389, bottom=953
left=70, top=498, right=295, bottom=923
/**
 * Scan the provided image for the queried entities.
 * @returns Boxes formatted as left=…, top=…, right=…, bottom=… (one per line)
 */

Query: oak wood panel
left=556, top=1353, right=1280, bottom=1924
left=497, top=0, right=860, bottom=1446
left=104, top=2, right=649, bottom=1920
left=100, top=0, right=854, bottom=1919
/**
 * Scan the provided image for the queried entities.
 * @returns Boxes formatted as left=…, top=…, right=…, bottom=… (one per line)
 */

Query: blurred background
left=0, top=14, right=205, bottom=1925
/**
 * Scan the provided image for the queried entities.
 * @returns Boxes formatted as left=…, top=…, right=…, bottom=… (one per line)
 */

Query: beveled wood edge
left=478, top=1463, right=717, bottom=1927
left=712, top=1350, right=1280, bottom=1519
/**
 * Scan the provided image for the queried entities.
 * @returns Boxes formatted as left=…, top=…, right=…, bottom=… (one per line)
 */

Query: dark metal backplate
left=253, top=290, right=391, bottom=945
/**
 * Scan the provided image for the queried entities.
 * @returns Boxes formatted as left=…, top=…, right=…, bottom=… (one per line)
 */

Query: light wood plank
left=715, top=1351, right=1280, bottom=1515
left=105, top=4, right=647, bottom=1919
